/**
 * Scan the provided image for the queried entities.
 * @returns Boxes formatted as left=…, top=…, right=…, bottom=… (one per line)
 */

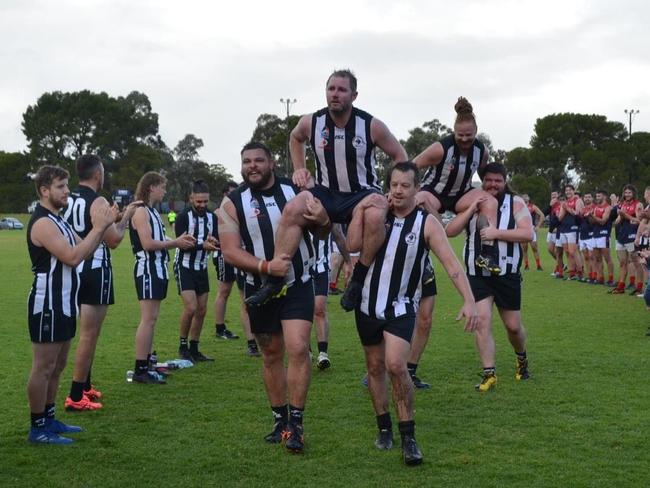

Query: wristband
left=262, top=260, right=270, bottom=275
left=257, top=259, right=264, bottom=274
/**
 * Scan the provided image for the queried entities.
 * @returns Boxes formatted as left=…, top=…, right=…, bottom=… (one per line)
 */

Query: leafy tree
left=0, top=152, right=35, bottom=212
left=250, top=113, right=307, bottom=177
left=165, top=134, right=233, bottom=207
left=509, top=174, right=551, bottom=208
left=22, top=90, right=162, bottom=190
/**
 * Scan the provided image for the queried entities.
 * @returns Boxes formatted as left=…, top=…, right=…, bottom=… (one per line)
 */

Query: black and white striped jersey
left=129, top=206, right=169, bottom=280
left=27, top=204, right=80, bottom=324
left=312, top=233, right=331, bottom=275
left=464, top=192, right=522, bottom=276
left=359, top=208, right=429, bottom=320
left=421, top=134, right=485, bottom=197
left=62, top=185, right=110, bottom=271
left=310, top=106, right=379, bottom=192
left=173, top=207, right=216, bottom=271
left=228, top=177, right=314, bottom=287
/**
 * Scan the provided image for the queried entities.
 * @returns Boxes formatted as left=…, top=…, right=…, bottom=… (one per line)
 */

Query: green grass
left=1, top=217, right=649, bottom=487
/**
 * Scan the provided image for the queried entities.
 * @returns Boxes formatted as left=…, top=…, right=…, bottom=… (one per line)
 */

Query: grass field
left=1, top=214, right=649, bottom=487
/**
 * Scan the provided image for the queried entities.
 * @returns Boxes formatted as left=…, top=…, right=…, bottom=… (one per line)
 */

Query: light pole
left=280, top=98, right=297, bottom=176
left=624, top=108, right=640, bottom=138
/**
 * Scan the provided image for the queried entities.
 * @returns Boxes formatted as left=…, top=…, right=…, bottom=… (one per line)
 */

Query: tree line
left=1, top=89, right=647, bottom=212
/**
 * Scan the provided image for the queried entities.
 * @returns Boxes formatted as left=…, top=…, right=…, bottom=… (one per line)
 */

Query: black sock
left=317, top=341, right=328, bottom=354
left=351, top=262, right=369, bottom=284
left=70, top=381, right=85, bottom=402
left=407, top=362, right=418, bottom=377
left=483, top=366, right=496, bottom=376
left=272, top=404, right=289, bottom=423
left=247, top=339, right=257, bottom=348
left=135, top=359, right=149, bottom=375
left=31, top=412, right=46, bottom=429
left=516, top=350, right=527, bottom=361
left=84, top=368, right=92, bottom=390
left=180, top=337, right=189, bottom=350
left=189, top=340, right=199, bottom=354
left=376, top=412, right=392, bottom=431
left=289, top=404, right=304, bottom=425
left=398, top=420, right=415, bottom=437
left=45, top=403, right=55, bottom=420
left=215, top=324, right=225, bottom=334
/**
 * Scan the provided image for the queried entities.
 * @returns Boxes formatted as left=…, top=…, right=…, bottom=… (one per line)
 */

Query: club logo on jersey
left=352, top=136, right=365, bottom=149
left=249, top=198, right=261, bottom=217
left=319, top=127, right=329, bottom=148
left=405, top=232, right=417, bottom=245
left=448, top=156, right=457, bottom=172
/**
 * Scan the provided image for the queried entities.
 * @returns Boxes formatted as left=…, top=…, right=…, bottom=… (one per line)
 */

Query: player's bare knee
left=385, top=357, right=407, bottom=377
left=282, top=195, right=308, bottom=224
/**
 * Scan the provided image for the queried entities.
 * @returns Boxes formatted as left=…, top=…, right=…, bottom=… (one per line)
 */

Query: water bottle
left=126, top=370, right=134, bottom=382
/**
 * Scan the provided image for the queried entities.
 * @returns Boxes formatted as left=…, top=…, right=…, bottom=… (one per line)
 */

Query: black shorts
left=175, top=266, right=209, bottom=295
left=312, top=271, right=329, bottom=297
left=421, top=258, right=437, bottom=298
left=355, top=310, right=415, bottom=346
left=213, top=252, right=236, bottom=283
left=420, top=185, right=471, bottom=213
left=28, top=310, right=76, bottom=343
left=78, top=266, right=115, bottom=305
left=134, top=272, right=168, bottom=301
left=468, top=273, right=521, bottom=311
left=421, top=279, right=437, bottom=298
left=245, top=279, right=314, bottom=335
left=236, top=270, right=246, bottom=291
left=309, top=185, right=381, bottom=223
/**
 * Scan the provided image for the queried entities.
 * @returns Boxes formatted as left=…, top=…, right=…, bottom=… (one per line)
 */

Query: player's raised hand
left=292, top=168, right=312, bottom=189
left=303, top=194, right=329, bottom=227
left=91, top=202, right=116, bottom=230
left=175, top=232, right=197, bottom=250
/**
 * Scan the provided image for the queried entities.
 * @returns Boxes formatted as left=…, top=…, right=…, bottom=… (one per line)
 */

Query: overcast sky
left=1, top=0, right=649, bottom=179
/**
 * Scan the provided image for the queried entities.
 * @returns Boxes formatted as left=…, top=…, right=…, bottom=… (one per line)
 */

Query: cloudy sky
left=1, top=0, right=649, bottom=179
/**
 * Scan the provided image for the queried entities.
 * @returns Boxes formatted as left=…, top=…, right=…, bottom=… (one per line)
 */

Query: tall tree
left=22, top=90, right=162, bottom=187
left=0, top=152, right=35, bottom=212
left=165, top=134, right=233, bottom=206
left=250, top=113, right=316, bottom=177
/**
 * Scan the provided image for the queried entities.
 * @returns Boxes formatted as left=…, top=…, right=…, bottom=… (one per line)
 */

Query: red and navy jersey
left=527, top=203, right=539, bottom=226
left=559, top=197, right=580, bottom=232
left=578, top=205, right=594, bottom=240
left=591, top=204, right=611, bottom=237
left=617, top=199, right=640, bottom=244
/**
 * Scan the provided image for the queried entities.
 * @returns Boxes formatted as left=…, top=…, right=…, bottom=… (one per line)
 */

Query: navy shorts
left=213, top=251, right=236, bottom=283
left=420, top=185, right=471, bottom=213
left=468, top=273, right=521, bottom=311
left=308, top=185, right=381, bottom=224
left=28, top=310, right=76, bottom=343
left=355, top=311, right=415, bottom=346
left=312, top=271, right=329, bottom=297
left=134, top=272, right=168, bottom=301
left=78, top=266, right=115, bottom=305
left=245, top=279, right=314, bottom=335
left=174, top=265, right=209, bottom=295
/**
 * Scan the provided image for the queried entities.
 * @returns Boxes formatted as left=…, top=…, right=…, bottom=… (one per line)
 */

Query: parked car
left=0, top=217, right=25, bottom=230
